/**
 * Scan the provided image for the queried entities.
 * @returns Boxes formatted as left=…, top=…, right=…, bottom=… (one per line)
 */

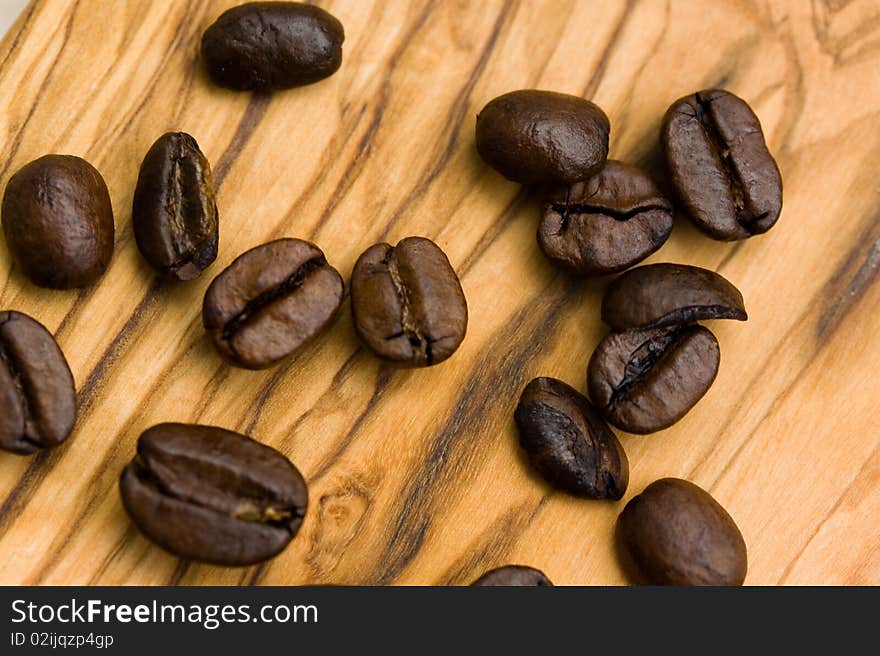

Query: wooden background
left=0, top=0, right=877, bottom=585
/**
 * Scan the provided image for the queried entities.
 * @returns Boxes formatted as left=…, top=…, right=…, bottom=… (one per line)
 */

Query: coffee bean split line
left=220, top=255, right=327, bottom=341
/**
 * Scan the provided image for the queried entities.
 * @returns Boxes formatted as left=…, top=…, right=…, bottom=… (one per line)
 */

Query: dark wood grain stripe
left=377, top=0, right=515, bottom=241
left=212, top=93, right=272, bottom=188
left=582, top=0, right=635, bottom=99
left=0, top=0, right=38, bottom=76
left=816, top=208, right=880, bottom=340
left=436, top=496, right=551, bottom=585
left=0, top=0, right=80, bottom=184
left=89, top=3, right=210, bottom=159
left=371, top=275, right=578, bottom=584
left=247, top=0, right=640, bottom=584
left=268, top=0, right=436, bottom=242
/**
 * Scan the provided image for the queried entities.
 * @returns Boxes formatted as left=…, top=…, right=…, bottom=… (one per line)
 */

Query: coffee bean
left=120, top=423, right=307, bottom=566
left=351, top=237, right=467, bottom=367
left=539, top=161, right=673, bottom=276
left=601, top=263, right=747, bottom=330
left=587, top=325, right=719, bottom=434
left=515, top=377, right=628, bottom=499
left=203, top=238, right=344, bottom=370
left=0, top=311, right=76, bottom=455
left=471, top=565, right=553, bottom=586
left=617, top=478, right=747, bottom=585
left=476, top=90, right=610, bottom=185
left=201, top=2, right=344, bottom=91
left=662, top=89, right=782, bottom=241
left=2, top=155, right=114, bottom=289
left=133, top=132, right=218, bottom=281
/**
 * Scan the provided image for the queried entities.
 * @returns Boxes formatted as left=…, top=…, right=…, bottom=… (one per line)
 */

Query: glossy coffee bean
left=617, top=478, right=747, bottom=585
left=0, top=311, right=76, bottom=454
left=471, top=565, right=553, bottom=586
left=351, top=237, right=467, bottom=367
left=133, top=132, right=218, bottom=281
left=587, top=325, right=719, bottom=434
left=2, top=155, right=114, bottom=289
left=201, top=2, right=344, bottom=91
left=515, top=377, right=628, bottom=498
left=601, top=263, right=747, bottom=330
left=203, top=238, right=344, bottom=369
left=662, top=89, right=782, bottom=241
left=476, top=90, right=610, bottom=185
left=120, top=423, right=308, bottom=566
left=540, top=161, right=673, bottom=276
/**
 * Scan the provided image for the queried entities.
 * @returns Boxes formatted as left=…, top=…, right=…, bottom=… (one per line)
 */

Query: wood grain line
left=0, top=0, right=79, bottom=183
left=372, top=276, right=577, bottom=583
left=0, top=0, right=37, bottom=76
left=377, top=0, right=515, bottom=241
left=436, top=496, right=551, bottom=585
left=775, top=439, right=880, bottom=585
left=212, top=93, right=272, bottom=188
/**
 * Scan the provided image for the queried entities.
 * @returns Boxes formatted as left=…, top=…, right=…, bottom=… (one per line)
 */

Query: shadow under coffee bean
left=120, top=423, right=308, bottom=566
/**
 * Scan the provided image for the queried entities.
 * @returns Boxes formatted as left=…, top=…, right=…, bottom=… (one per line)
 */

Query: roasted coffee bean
left=662, top=89, right=782, bottom=241
left=540, top=161, right=673, bottom=276
left=201, top=2, right=344, bottom=91
left=120, top=423, right=308, bottom=566
left=587, top=325, right=719, bottom=434
left=515, top=377, right=628, bottom=499
left=351, top=237, right=467, bottom=367
left=471, top=565, right=553, bottom=586
left=0, top=311, right=76, bottom=454
left=2, top=155, right=114, bottom=289
left=476, top=90, right=610, bottom=185
left=617, top=478, right=747, bottom=585
left=601, top=263, right=747, bottom=330
left=133, top=132, right=218, bottom=281
left=203, top=238, right=344, bottom=369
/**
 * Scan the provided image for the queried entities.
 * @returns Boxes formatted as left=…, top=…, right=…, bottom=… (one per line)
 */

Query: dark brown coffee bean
left=539, top=161, right=673, bottom=276
left=476, top=90, right=610, bottom=185
left=2, top=155, right=114, bottom=289
left=601, top=263, right=747, bottom=330
left=587, top=325, right=719, bottom=434
left=201, top=2, right=344, bottom=91
left=662, top=89, right=782, bottom=241
left=203, top=238, right=344, bottom=369
left=515, top=377, right=628, bottom=499
left=120, top=423, right=307, bottom=566
left=351, top=237, right=467, bottom=367
left=617, top=478, right=747, bottom=585
left=133, top=132, right=218, bottom=281
left=471, top=565, right=553, bottom=586
left=0, top=311, right=76, bottom=455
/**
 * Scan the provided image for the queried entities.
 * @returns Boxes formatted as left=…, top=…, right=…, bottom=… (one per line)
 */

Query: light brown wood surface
left=0, top=0, right=877, bottom=585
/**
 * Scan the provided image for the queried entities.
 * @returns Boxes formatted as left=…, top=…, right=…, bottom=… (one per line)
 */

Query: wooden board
left=0, top=0, right=877, bottom=586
